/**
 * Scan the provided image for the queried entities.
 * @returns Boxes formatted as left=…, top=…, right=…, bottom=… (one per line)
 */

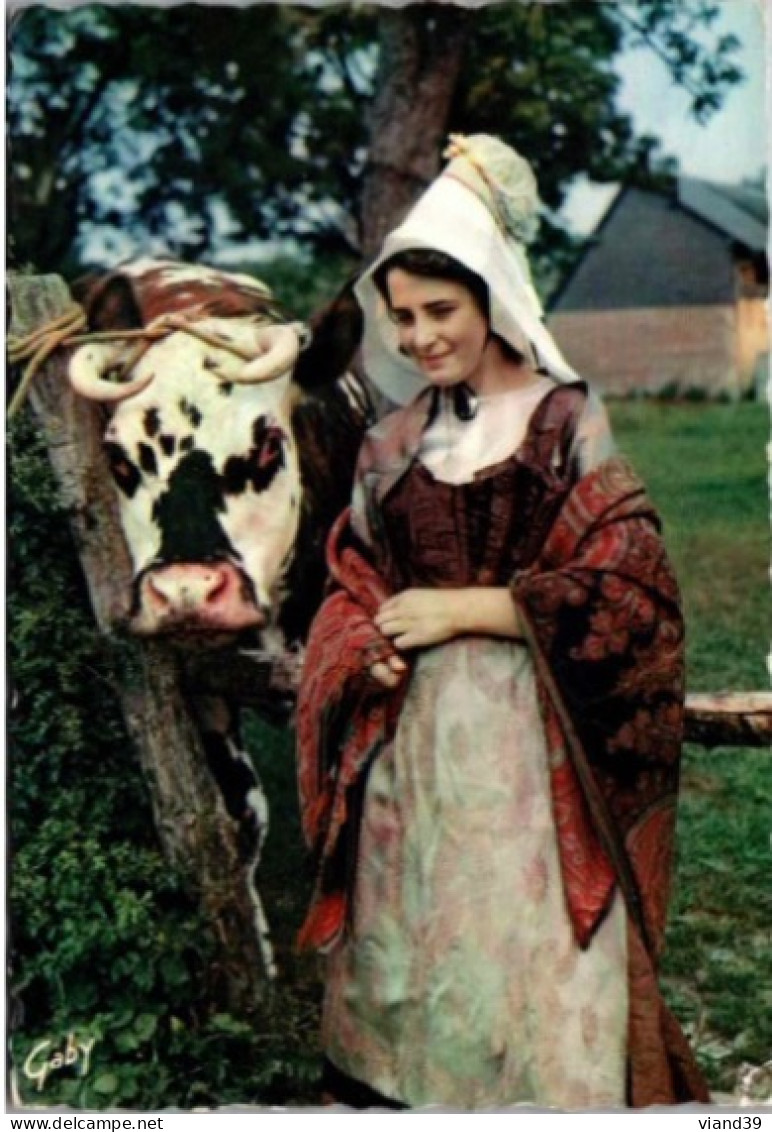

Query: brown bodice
left=377, top=383, right=588, bottom=590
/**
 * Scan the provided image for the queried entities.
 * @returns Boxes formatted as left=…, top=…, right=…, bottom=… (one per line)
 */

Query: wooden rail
left=684, top=692, right=772, bottom=748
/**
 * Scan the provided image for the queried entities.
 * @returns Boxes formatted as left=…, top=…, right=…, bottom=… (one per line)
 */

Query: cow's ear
left=291, top=274, right=363, bottom=390
left=71, top=273, right=144, bottom=332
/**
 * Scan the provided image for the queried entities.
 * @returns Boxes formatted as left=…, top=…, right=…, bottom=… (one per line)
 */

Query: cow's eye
left=104, top=442, right=141, bottom=498
left=257, top=427, right=283, bottom=469
left=222, top=424, right=287, bottom=496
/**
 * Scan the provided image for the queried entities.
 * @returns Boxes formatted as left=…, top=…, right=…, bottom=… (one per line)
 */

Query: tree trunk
left=8, top=274, right=134, bottom=631
left=8, top=272, right=271, bottom=1011
left=359, top=5, right=474, bottom=259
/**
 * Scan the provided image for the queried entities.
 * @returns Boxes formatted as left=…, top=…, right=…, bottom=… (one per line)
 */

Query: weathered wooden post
left=8, top=272, right=272, bottom=1011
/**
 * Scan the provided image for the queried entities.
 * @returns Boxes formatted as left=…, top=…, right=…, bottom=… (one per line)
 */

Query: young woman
left=296, top=135, right=708, bottom=1110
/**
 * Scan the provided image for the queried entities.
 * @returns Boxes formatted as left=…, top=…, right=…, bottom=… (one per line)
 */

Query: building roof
left=549, top=176, right=769, bottom=313
left=678, top=176, right=768, bottom=252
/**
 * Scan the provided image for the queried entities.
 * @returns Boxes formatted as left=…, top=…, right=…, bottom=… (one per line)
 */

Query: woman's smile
left=418, top=350, right=454, bottom=370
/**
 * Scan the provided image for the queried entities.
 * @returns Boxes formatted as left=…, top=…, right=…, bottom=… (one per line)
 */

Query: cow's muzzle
left=131, top=562, right=267, bottom=636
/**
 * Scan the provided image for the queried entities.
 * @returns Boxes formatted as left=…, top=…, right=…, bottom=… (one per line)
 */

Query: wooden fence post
left=8, top=272, right=271, bottom=1012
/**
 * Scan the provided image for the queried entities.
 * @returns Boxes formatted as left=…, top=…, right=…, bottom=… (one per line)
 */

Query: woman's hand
left=375, top=589, right=468, bottom=650
left=375, top=587, right=523, bottom=651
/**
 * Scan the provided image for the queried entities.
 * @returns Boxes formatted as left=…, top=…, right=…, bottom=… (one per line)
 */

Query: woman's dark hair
left=372, top=248, right=525, bottom=364
left=373, top=249, right=490, bottom=320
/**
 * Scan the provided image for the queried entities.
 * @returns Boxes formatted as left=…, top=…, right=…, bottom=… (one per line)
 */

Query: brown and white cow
left=68, top=258, right=370, bottom=975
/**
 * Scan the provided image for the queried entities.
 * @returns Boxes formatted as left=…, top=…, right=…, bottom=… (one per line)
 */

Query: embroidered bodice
left=376, top=384, right=588, bottom=590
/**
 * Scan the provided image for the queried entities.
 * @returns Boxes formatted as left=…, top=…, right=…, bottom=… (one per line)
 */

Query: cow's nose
left=136, top=562, right=267, bottom=633
left=147, top=563, right=230, bottom=610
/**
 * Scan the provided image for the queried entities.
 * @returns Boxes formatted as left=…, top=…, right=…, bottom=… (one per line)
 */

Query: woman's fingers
left=376, top=590, right=462, bottom=650
left=369, top=660, right=403, bottom=688
left=392, top=630, right=428, bottom=650
left=374, top=611, right=406, bottom=636
left=375, top=594, right=425, bottom=633
left=378, top=593, right=416, bottom=616
left=376, top=615, right=430, bottom=649
left=376, top=592, right=451, bottom=649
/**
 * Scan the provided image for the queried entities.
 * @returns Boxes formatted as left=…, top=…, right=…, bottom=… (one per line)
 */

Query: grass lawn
left=610, top=400, right=770, bottom=691
left=610, top=400, right=771, bottom=1093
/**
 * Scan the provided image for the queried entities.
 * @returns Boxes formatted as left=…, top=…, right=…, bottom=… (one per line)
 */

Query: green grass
left=610, top=401, right=771, bottom=1092
left=610, top=400, right=769, bottom=690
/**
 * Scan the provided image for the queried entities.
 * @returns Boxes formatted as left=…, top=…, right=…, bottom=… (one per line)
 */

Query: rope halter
left=8, top=305, right=307, bottom=419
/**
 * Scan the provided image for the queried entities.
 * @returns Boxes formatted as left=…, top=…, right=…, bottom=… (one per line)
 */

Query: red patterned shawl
left=510, top=456, right=708, bottom=1103
left=296, top=509, right=409, bottom=952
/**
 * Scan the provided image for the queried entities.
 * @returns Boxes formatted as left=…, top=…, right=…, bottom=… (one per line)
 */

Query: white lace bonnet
left=354, top=134, right=578, bottom=405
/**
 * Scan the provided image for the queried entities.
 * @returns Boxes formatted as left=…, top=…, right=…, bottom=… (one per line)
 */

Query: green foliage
left=456, top=3, right=630, bottom=204
left=8, top=4, right=317, bottom=271
left=7, top=2, right=743, bottom=274
left=8, top=413, right=144, bottom=838
left=12, top=993, right=322, bottom=1109
left=613, top=0, right=744, bottom=121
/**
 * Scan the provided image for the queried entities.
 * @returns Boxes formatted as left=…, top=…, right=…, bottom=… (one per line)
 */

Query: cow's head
left=68, top=260, right=313, bottom=639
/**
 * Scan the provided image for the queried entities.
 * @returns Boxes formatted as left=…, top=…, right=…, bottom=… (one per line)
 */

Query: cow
left=66, top=258, right=371, bottom=978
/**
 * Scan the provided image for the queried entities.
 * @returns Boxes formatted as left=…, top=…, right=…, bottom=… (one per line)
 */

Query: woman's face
left=386, top=268, right=492, bottom=392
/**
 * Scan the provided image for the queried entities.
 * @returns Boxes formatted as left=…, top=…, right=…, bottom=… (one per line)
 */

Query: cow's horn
left=236, top=324, right=303, bottom=385
left=69, top=343, right=154, bottom=403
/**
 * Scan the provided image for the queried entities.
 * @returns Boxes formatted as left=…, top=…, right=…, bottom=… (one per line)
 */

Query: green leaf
left=91, top=1072, right=120, bottom=1095
left=132, top=1013, right=159, bottom=1042
left=209, top=1013, right=253, bottom=1037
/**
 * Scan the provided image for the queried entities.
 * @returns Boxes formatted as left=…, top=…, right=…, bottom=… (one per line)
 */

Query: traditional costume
left=296, top=136, right=708, bottom=1109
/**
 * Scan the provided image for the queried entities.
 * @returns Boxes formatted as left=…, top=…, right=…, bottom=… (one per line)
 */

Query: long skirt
left=322, top=637, right=629, bottom=1109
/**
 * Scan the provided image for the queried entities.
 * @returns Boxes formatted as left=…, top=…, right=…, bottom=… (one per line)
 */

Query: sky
left=560, top=0, right=768, bottom=234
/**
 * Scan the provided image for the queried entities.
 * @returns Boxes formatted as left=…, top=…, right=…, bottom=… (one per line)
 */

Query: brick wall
left=547, top=305, right=741, bottom=397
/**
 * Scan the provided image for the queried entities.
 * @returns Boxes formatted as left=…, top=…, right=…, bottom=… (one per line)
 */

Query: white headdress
left=355, top=134, right=578, bottom=405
